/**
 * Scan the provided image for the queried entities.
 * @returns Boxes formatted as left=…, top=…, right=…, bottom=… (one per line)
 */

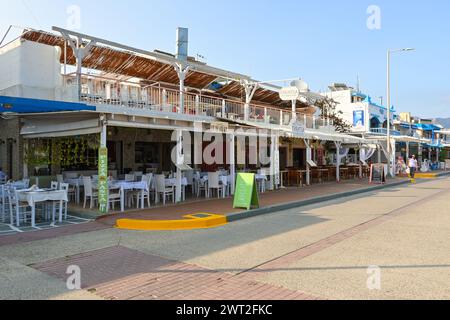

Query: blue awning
left=412, top=123, right=441, bottom=131
left=0, top=96, right=95, bottom=114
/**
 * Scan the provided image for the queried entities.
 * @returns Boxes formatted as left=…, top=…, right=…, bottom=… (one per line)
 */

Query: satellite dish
left=291, top=79, right=309, bottom=93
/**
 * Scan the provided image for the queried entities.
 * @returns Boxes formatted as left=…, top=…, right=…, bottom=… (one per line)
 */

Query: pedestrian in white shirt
left=408, top=155, right=418, bottom=182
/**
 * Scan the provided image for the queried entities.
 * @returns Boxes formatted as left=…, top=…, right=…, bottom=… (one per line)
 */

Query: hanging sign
left=233, top=173, right=260, bottom=210
left=98, top=147, right=108, bottom=213
left=279, top=87, right=300, bottom=101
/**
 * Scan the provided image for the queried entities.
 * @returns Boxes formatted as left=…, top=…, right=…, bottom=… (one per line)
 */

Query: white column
left=195, top=95, right=200, bottom=115
left=100, top=122, right=107, bottom=148
left=291, top=100, right=297, bottom=122
left=222, top=99, right=226, bottom=118
left=305, top=140, right=312, bottom=186
left=406, top=141, right=410, bottom=158
left=229, top=133, right=236, bottom=195
left=174, top=64, right=190, bottom=114
left=359, top=147, right=363, bottom=179
left=390, top=138, right=396, bottom=176
left=335, top=142, right=341, bottom=182
left=175, top=130, right=183, bottom=202
left=242, top=81, right=258, bottom=121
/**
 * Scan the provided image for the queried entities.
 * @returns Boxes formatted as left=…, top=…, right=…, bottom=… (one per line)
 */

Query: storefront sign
left=291, top=121, right=305, bottom=137
left=279, top=87, right=300, bottom=101
left=233, top=173, right=259, bottom=210
left=98, top=147, right=108, bottom=213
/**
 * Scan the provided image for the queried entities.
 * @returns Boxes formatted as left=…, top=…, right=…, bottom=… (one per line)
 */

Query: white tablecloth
left=17, top=190, right=68, bottom=207
left=16, top=189, right=68, bottom=227
left=165, top=177, right=189, bottom=187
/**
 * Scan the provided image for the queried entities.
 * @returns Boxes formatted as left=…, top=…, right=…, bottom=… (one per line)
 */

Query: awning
left=20, top=114, right=101, bottom=138
left=0, top=95, right=94, bottom=114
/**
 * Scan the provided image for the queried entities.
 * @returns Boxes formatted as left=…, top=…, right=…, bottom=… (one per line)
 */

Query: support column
left=390, top=139, right=396, bottom=176
left=358, top=146, right=363, bottom=179
left=335, top=142, right=341, bottom=182
left=406, top=141, right=410, bottom=159
left=59, top=32, right=96, bottom=101
left=270, top=132, right=280, bottom=190
left=242, top=80, right=258, bottom=121
left=174, top=63, right=190, bottom=114
left=305, top=139, right=312, bottom=186
left=175, top=129, right=183, bottom=202
left=229, top=132, right=236, bottom=195
left=98, top=118, right=108, bottom=213
left=291, top=100, right=297, bottom=123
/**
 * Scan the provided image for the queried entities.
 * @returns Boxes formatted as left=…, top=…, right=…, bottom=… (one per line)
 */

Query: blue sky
left=1, top=0, right=449, bottom=117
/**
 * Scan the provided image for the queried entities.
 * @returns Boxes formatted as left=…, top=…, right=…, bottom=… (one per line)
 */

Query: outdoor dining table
left=16, top=189, right=68, bottom=228
left=108, top=180, right=148, bottom=212
left=315, top=168, right=329, bottom=183
left=163, top=177, right=189, bottom=202
left=200, top=175, right=231, bottom=198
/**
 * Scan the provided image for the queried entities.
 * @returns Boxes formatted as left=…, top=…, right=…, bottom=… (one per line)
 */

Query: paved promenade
left=0, top=177, right=449, bottom=300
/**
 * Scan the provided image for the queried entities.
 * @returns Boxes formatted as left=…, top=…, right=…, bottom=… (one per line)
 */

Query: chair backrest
left=155, top=175, right=166, bottom=192
left=60, top=183, right=69, bottom=195
left=82, top=177, right=93, bottom=196
left=7, top=188, right=19, bottom=208
left=56, top=174, right=64, bottom=184
left=22, top=179, right=30, bottom=188
left=51, top=181, right=59, bottom=190
left=92, top=175, right=99, bottom=180
left=125, top=174, right=135, bottom=182
left=184, top=170, right=194, bottom=185
left=208, top=172, right=220, bottom=188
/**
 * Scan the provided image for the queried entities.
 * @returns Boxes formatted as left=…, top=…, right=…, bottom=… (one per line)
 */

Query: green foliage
left=314, top=97, right=352, bottom=133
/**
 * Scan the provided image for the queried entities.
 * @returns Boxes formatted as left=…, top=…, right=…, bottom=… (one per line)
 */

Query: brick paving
left=32, top=246, right=320, bottom=300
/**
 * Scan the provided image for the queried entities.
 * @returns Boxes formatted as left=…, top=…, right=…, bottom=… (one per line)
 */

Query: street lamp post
left=386, top=48, right=414, bottom=176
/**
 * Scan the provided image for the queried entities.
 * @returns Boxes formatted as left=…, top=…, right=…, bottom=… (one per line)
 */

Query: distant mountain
left=435, top=118, right=450, bottom=128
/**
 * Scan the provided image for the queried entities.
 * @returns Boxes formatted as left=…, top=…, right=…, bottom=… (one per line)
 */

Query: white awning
left=21, top=115, right=100, bottom=138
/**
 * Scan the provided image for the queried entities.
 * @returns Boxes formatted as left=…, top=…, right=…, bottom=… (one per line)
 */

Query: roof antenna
left=356, top=74, right=360, bottom=93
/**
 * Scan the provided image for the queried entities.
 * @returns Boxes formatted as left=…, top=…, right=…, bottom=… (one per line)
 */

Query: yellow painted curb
left=414, top=173, right=439, bottom=179
left=115, top=213, right=228, bottom=231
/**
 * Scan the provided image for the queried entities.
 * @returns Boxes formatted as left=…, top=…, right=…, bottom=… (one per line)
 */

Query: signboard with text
left=233, top=173, right=259, bottom=210
left=98, top=147, right=108, bottom=213
left=369, top=164, right=386, bottom=185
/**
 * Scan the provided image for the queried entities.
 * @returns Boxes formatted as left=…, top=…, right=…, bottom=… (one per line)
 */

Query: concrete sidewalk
left=96, top=178, right=410, bottom=227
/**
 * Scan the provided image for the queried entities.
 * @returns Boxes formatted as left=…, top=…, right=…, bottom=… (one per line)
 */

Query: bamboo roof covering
left=19, top=28, right=311, bottom=110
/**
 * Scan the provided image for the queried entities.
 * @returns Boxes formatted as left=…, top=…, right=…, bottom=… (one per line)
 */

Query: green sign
left=233, top=173, right=259, bottom=210
left=98, top=147, right=108, bottom=213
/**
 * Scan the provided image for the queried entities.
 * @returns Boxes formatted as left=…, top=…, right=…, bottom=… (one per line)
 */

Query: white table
left=17, top=189, right=68, bottom=228
left=164, top=178, right=188, bottom=202
left=110, top=181, right=148, bottom=212
left=200, top=175, right=231, bottom=198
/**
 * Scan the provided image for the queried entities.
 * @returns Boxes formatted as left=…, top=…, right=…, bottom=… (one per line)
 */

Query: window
left=135, top=142, right=160, bottom=164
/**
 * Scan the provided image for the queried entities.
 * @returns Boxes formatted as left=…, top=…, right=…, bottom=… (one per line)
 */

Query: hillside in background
left=435, top=118, right=450, bottom=128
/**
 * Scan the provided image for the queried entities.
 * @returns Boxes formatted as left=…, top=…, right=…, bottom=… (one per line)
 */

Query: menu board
left=233, top=173, right=259, bottom=210
left=369, top=164, right=386, bottom=184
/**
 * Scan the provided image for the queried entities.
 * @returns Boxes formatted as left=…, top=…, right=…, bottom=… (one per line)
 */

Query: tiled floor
left=0, top=215, right=92, bottom=237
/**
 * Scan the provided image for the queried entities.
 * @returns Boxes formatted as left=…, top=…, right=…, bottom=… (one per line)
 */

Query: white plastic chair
left=82, top=177, right=98, bottom=209
left=51, top=181, right=59, bottom=190
left=108, top=187, right=122, bottom=211
left=125, top=174, right=135, bottom=182
left=8, top=188, right=31, bottom=227
left=59, top=183, right=70, bottom=220
left=208, top=172, right=223, bottom=198
left=155, top=174, right=174, bottom=205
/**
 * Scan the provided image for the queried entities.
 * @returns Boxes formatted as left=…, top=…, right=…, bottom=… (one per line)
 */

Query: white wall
left=0, top=39, right=63, bottom=100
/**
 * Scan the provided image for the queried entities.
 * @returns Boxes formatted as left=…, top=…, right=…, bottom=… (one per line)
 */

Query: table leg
left=141, top=190, right=145, bottom=209
left=121, top=187, right=125, bottom=212
left=59, top=200, right=63, bottom=223
left=31, top=205, right=36, bottom=228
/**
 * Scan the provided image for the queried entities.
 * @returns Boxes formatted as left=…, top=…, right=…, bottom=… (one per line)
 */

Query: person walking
left=408, top=155, right=418, bottom=183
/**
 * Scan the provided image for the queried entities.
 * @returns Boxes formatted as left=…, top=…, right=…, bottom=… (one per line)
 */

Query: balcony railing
left=370, top=128, right=401, bottom=136
left=62, top=74, right=334, bottom=131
